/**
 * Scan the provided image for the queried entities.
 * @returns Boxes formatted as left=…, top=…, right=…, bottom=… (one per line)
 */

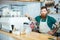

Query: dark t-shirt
left=35, top=15, right=56, bottom=30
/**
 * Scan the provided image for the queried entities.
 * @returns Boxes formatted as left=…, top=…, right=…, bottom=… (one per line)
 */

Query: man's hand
left=47, top=31, right=54, bottom=35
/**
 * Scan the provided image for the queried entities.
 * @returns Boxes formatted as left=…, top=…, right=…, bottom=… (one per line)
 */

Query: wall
left=23, top=2, right=40, bottom=18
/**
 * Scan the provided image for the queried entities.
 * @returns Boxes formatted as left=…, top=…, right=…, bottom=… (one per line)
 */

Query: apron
left=39, top=18, right=51, bottom=34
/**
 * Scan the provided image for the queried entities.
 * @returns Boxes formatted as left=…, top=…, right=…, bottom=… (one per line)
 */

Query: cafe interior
left=0, top=0, right=60, bottom=40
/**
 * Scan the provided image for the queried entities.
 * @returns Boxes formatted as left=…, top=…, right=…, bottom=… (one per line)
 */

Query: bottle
left=30, top=22, right=35, bottom=30
left=24, top=22, right=32, bottom=35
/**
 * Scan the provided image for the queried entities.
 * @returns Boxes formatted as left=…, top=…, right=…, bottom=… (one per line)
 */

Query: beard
left=41, top=13, right=47, bottom=18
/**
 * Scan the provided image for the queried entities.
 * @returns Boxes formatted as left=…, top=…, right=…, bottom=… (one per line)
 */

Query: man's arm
left=48, top=22, right=59, bottom=35
left=52, top=22, right=59, bottom=33
left=48, top=16, right=59, bottom=35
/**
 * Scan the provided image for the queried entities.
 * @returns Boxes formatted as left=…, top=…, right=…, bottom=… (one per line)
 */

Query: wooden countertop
left=0, top=30, right=57, bottom=40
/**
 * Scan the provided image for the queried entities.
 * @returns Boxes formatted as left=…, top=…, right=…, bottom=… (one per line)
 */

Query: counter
left=0, top=30, right=57, bottom=40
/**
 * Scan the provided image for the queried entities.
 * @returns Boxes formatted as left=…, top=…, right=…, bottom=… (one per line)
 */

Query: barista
left=35, top=6, right=58, bottom=35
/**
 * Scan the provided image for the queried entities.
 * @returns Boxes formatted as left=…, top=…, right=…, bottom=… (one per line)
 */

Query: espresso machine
left=0, top=7, right=31, bottom=34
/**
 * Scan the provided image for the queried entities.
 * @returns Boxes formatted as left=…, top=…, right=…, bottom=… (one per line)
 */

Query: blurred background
left=0, top=0, right=60, bottom=40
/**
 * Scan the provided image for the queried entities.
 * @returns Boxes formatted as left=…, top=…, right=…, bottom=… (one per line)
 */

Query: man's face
left=41, top=8, right=48, bottom=18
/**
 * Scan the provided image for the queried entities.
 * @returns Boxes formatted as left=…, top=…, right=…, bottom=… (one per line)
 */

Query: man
left=35, top=6, right=58, bottom=35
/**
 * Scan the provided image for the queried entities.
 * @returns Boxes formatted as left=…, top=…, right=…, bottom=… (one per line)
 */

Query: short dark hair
left=41, top=6, right=48, bottom=11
